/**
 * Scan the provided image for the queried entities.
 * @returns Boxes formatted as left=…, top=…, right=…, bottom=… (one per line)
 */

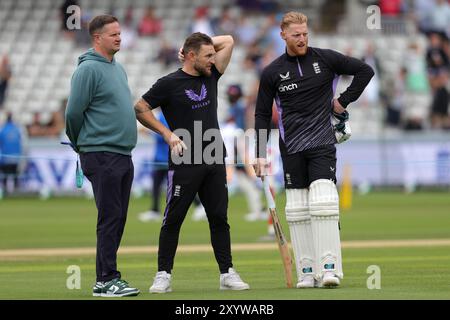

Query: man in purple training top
left=254, top=12, right=374, bottom=288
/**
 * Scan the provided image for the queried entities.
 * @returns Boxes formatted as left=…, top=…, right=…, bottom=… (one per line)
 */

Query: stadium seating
left=0, top=0, right=431, bottom=137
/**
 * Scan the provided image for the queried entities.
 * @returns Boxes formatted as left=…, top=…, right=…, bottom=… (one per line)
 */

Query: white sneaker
left=321, top=271, right=340, bottom=288
left=296, top=274, right=315, bottom=288
left=149, top=271, right=172, bottom=293
left=244, top=211, right=268, bottom=222
left=138, top=210, right=161, bottom=222
left=192, top=205, right=207, bottom=221
left=220, top=268, right=250, bottom=290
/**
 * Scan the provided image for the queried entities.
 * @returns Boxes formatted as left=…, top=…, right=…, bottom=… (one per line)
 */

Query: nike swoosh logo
left=109, top=285, right=119, bottom=293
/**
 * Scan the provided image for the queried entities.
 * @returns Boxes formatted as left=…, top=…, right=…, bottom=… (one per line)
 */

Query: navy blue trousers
left=80, top=152, right=134, bottom=282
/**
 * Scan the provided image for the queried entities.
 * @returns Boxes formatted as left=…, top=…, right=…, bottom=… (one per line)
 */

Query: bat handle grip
left=262, top=177, right=276, bottom=210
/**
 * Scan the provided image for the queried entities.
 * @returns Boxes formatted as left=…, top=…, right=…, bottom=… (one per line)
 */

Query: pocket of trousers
left=79, top=152, right=101, bottom=177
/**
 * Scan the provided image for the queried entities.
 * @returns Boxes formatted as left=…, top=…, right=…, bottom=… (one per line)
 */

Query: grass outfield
left=0, top=192, right=450, bottom=299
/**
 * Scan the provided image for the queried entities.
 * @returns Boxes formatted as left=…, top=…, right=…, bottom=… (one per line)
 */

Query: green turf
left=1, top=192, right=449, bottom=249
left=0, top=191, right=450, bottom=299
left=0, top=247, right=449, bottom=300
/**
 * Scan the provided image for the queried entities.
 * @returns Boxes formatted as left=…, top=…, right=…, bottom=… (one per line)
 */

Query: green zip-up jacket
left=65, top=48, right=137, bottom=155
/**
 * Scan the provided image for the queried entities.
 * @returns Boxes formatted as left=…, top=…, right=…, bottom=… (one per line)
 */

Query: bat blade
left=269, top=207, right=294, bottom=288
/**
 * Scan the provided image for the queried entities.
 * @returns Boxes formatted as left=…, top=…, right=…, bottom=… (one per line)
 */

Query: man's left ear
left=187, top=50, right=196, bottom=60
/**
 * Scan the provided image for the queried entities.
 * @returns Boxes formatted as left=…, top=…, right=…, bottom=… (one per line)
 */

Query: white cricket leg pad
left=285, top=188, right=315, bottom=281
left=309, top=179, right=343, bottom=279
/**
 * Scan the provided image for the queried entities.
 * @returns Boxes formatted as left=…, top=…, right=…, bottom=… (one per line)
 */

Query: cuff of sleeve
left=337, top=97, right=349, bottom=108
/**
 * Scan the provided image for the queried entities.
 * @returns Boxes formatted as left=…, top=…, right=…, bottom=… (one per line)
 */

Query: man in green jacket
left=65, top=14, right=139, bottom=297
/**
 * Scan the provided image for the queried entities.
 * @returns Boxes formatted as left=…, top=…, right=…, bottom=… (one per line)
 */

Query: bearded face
left=192, top=44, right=216, bottom=76
left=281, top=23, right=308, bottom=56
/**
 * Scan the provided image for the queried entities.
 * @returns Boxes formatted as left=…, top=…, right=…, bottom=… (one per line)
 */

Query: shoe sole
left=100, top=291, right=140, bottom=297
left=220, top=285, right=250, bottom=291
left=149, top=287, right=172, bottom=294
left=322, top=279, right=340, bottom=288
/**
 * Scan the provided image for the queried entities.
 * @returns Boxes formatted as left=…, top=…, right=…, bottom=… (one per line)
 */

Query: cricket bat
left=262, top=177, right=294, bottom=288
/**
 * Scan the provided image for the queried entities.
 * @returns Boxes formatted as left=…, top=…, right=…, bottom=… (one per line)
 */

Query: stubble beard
left=194, top=61, right=211, bottom=77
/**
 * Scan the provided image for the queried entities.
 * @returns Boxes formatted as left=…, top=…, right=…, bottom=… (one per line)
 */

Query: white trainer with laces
left=149, top=271, right=172, bottom=293
left=322, top=271, right=340, bottom=288
left=296, top=274, right=315, bottom=288
left=220, top=268, right=250, bottom=290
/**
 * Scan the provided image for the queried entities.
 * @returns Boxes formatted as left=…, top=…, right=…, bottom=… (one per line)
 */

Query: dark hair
left=182, top=32, right=213, bottom=55
left=88, top=14, right=118, bottom=37
left=227, top=84, right=243, bottom=97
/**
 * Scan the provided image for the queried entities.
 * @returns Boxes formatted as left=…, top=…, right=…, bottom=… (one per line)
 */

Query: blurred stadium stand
left=0, top=0, right=449, bottom=195
left=0, top=0, right=439, bottom=137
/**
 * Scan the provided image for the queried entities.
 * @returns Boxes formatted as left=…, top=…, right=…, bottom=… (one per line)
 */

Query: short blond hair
left=280, top=12, right=308, bottom=30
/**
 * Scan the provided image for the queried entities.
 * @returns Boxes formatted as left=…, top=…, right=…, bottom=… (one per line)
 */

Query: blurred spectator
left=424, top=0, right=450, bottom=37
left=74, top=12, right=92, bottom=48
left=362, top=43, right=383, bottom=79
left=60, top=0, right=79, bottom=39
left=27, top=113, right=45, bottom=137
left=261, top=13, right=285, bottom=56
left=411, top=0, right=436, bottom=34
left=236, top=0, right=261, bottom=14
left=426, top=32, right=450, bottom=129
left=379, top=0, right=405, bottom=16
left=156, top=39, right=179, bottom=69
left=444, top=36, right=450, bottom=59
left=361, top=42, right=381, bottom=107
left=138, top=111, right=169, bottom=222
left=235, top=16, right=258, bottom=46
left=243, top=41, right=264, bottom=74
left=0, top=113, right=22, bottom=194
left=46, top=99, right=67, bottom=137
left=244, top=80, right=261, bottom=129
left=401, top=42, right=429, bottom=130
left=0, top=54, right=12, bottom=110
left=403, top=117, right=424, bottom=130
left=319, top=0, right=347, bottom=33
left=383, top=67, right=407, bottom=127
left=259, top=0, right=280, bottom=13
left=226, top=84, right=246, bottom=130
left=222, top=87, right=266, bottom=222
left=212, top=5, right=237, bottom=36
left=120, top=7, right=138, bottom=49
left=221, top=130, right=266, bottom=222
left=26, top=103, right=65, bottom=138
left=426, top=33, right=450, bottom=88
left=404, top=42, right=429, bottom=93
left=138, top=6, right=162, bottom=37
left=430, top=84, right=449, bottom=129
left=189, top=6, right=215, bottom=36
left=236, top=0, right=279, bottom=14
